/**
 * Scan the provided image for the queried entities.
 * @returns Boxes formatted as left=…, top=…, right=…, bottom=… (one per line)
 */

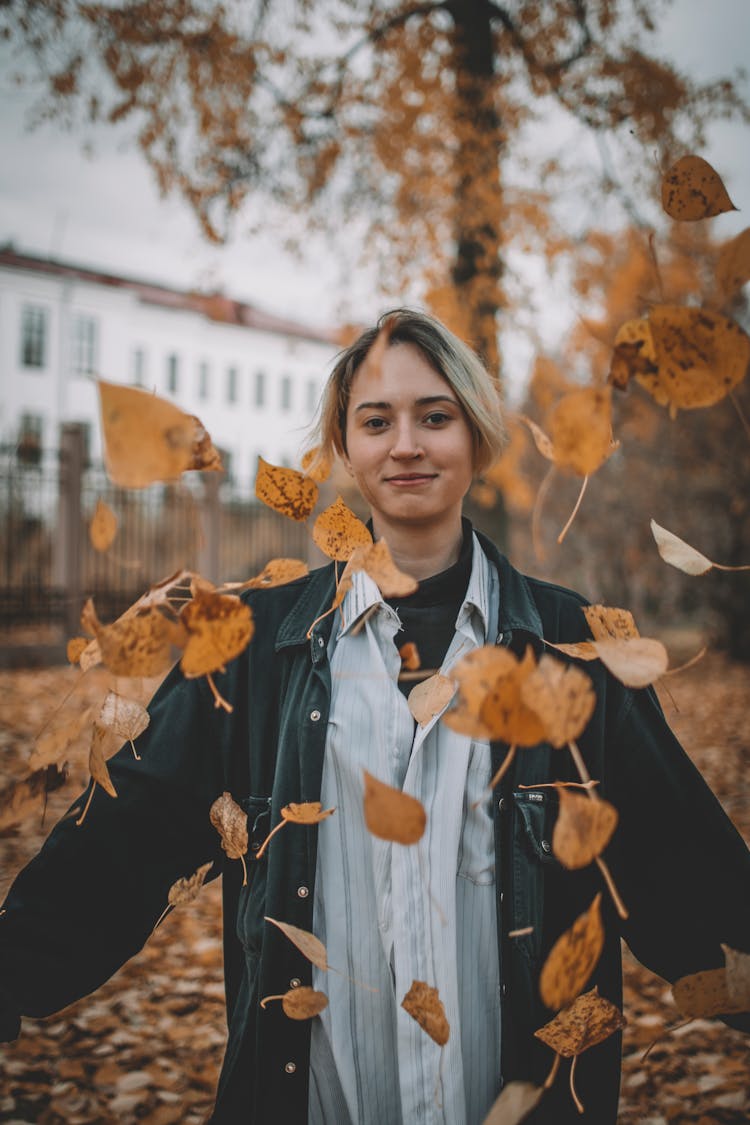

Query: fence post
left=198, top=472, right=221, bottom=582
left=56, top=423, right=85, bottom=639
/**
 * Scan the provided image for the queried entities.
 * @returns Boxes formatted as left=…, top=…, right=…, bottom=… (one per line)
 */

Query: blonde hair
left=309, top=308, right=506, bottom=476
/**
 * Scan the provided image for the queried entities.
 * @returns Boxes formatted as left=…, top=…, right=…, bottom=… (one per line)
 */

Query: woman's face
left=342, top=342, right=475, bottom=535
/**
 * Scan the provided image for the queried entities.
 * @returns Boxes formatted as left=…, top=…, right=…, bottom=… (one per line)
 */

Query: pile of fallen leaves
left=0, top=652, right=747, bottom=1124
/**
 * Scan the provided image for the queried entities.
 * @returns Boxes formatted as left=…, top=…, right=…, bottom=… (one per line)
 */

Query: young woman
left=1, top=309, right=748, bottom=1125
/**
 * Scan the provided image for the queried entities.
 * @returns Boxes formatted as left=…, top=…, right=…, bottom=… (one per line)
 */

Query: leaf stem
left=569, top=1053, right=584, bottom=1114
left=595, top=855, right=629, bottom=920
left=567, top=739, right=594, bottom=791
left=473, top=745, right=517, bottom=810
left=206, top=672, right=233, bottom=713
left=532, top=465, right=556, bottom=562
left=239, top=853, right=248, bottom=886
left=543, top=1052, right=561, bottom=1089
left=75, top=783, right=96, bottom=827
left=255, top=819, right=287, bottom=860
left=129, top=739, right=141, bottom=761
left=557, top=475, right=589, bottom=545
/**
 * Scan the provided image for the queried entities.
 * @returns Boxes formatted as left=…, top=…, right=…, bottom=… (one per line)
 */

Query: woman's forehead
left=348, top=342, right=455, bottom=407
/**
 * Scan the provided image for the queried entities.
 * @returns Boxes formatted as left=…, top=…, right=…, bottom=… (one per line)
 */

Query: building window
left=166, top=353, right=180, bottom=394
left=17, top=412, right=44, bottom=464
left=72, top=314, right=98, bottom=375
left=198, top=361, right=210, bottom=401
left=254, top=370, right=266, bottom=407
left=306, top=378, right=319, bottom=415
left=227, top=366, right=238, bottom=403
left=280, top=375, right=292, bottom=411
left=20, top=305, right=47, bottom=368
left=132, top=347, right=147, bottom=387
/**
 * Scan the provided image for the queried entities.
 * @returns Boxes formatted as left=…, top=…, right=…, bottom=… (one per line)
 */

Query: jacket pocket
left=234, top=795, right=272, bottom=956
left=511, top=789, right=558, bottom=963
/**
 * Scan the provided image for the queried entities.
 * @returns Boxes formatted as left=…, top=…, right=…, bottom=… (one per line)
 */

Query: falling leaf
left=168, top=861, right=213, bottom=907
left=715, top=227, right=750, bottom=299
left=539, top=894, right=604, bottom=1011
left=661, top=155, right=737, bottom=221
left=97, top=378, right=217, bottom=488
left=639, top=306, right=750, bottom=415
left=360, top=539, right=418, bottom=597
left=0, top=764, right=68, bottom=832
left=545, top=640, right=598, bottom=662
left=363, top=770, right=426, bottom=844
left=255, top=456, right=319, bottom=520
left=265, top=917, right=329, bottom=971
left=301, top=446, right=333, bottom=483
left=282, top=802, right=335, bottom=826
left=534, top=986, right=626, bottom=1057
left=582, top=605, right=640, bottom=641
left=520, top=655, right=596, bottom=748
left=650, top=519, right=716, bottom=576
left=88, top=723, right=118, bottom=799
left=444, top=646, right=546, bottom=745
left=311, top=496, right=372, bottom=560
left=548, top=387, right=618, bottom=477
left=407, top=673, right=455, bottom=726
left=89, top=498, right=118, bottom=552
left=519, top=415, right=556, bottom=462
left=98, top=691, right=150, bottom=743
left=672, top=967, right=747, bottom=1019
left=401, top=980, right=450, bottom=1046
left=261, top=987, right=329, bottom=1020
left=230, top=558, right=309, bottom=590
left=81, top=597, right=185, bottom=678
left=399, top=642, right=421, bottom=670
left=608, top=318, right=657, bottom=392
left=180, top=588, right=254, bottom=677
left=66, top=637, right=88, bottom=664
left=721, top=944, right=750, bottom=1009
left=552, top=789, right=618, bottom=870
left=592, top=637, right=668, bottom=689
left=187, top=415, right=223, bottom=472
left=481, top=1081, right=543, bottom=1125
left=210, top=792, right=248, bottom=884
left=29, top=706, right=94, bottom=770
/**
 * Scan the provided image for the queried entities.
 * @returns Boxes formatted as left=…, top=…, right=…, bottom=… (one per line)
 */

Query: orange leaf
left=608, top=317, right=657, bottom=393
left=407, top=673, right=455, bottom=726
left=401, top=980, right=450, bottom=1045
left=582, top=605, right=640, bottom=641
left=255, top=456, right=319, bottom=521
left=534, top=987, right=625, bottom=1057
left=399, top=642, right=421, bottom=671
left=539, top=894, right=604, bottom=1011
left=301, top=446, right=333, bottom=483
left=552, top=789, right=618, bottom=870
left=661, top=155, right=737, bottom=221
left=66, top=637, right=89, bottom=664
left=444, top=646, right=545, bottom=746
left=281, top=801, right=335, bottom=825
left=82, top=597, right=184, bottom=678
left=672, top=967, right=747, bottom=1019
left=88, top=723, right=118, bottom=799
left=224, top=558, right=309, bottom=591
left=209, top=792, right=248, bottom=865
left=168, top=861, right=213, bottom=908
left=261, top=986, right=329, bottom=1020
left=716, top=227, right=750, bottom=300
left=363, top=770, right=426, bottom=845
left=89, top=498, right=118, bottom=552
left=520, top=655, right=596, bottom=748
left=312, top=496, right=372, bottom=560
left=180, top=588, right=254, bottom=678
left=591, top=638, right=668, bottom=689
left=548, top=387, right=618, bottom=477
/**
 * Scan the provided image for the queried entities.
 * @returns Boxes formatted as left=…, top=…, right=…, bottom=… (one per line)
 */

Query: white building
left=0, top=246, right=339, bottom=484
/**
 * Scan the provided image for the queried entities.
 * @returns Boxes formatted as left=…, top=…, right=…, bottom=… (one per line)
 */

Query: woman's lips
left=385, top=474, right=436, bottom=486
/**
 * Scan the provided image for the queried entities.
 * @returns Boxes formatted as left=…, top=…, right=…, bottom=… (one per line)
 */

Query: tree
left=2, top=0, right=748, bottom=381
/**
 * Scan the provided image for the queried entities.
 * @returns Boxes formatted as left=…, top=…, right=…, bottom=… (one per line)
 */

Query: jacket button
left=297, top=885, right=310, bottom=898
left=290, top=978, right=301, bottom=989
left=317, top=636, right=325, bottom=648
left=541, top=839, right=551, bottom=853
left=310, top=709, right=321, bottom=722
left=501, top=982, right=508, bottom=997
left=284, top=1062, right=297, bottom=1074
left=498, top=798, right=507, bottom=812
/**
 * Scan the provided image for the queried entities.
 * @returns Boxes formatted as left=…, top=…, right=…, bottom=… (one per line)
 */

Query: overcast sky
left=0, top=0, right=748, bottom=358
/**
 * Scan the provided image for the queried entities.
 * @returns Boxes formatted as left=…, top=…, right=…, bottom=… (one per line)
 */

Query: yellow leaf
left=265, top=917, right=329, bottom=970
left=180, top=588, right=253, bottom=678
left=301, top=446, right=333, bottom=483
left=82, top=597, right=185, bottom=678
left=401, top=980, right=450, bottom=1045
left=661, top=155, right=737, bottom=222
left=520, top=655, right=596, bottom=749
left=281, top=802, right=335, bottom=826
left=225, top=558, right=309, bottom=591
left=407, top=673, right=455, bottom=726
left=66, top=637, right=88, bottom=664
left=363, top=770, right=426, bottom=845
left=583, top=605, right=640, bottom=641
left=592, top=638, right=668, bottom=689
left=88, top=723, right=117, bottom=799
left=312, top=496, right=372, bottom=560
left=608, top=318, right=657, bottom=392
left=539, top=894, right=604, bottom=1011
left=552, top=789, right=618, bottom=870
left=168, top=861, right=213, bottom=907
left=715, top=227, right=750, bottom=300
left=210, top=792, right=248, bottom=884
left=89, top=498, right=118, bottom=552
left=548, top=387, right=618, bottom=477
left=519, top=414, right=555, bottom=462
left=444, top=646, right=546, bottom=746
left=672, top=967, right=746, bottom=1019
left=255, top=456, right=319, bottom=521
left=534, top=987, right=625, bottom=1057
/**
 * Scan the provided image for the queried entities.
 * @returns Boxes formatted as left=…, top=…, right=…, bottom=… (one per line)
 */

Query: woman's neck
left=370, top=515, right=465, bottom=581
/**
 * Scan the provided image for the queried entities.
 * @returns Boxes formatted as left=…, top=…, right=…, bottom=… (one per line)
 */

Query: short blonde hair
left=309, top=308, right=506, bottom=475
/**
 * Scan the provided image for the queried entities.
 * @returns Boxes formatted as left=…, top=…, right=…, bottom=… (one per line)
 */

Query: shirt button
left=289, top=978, right=301, bottom=989
left=297, top=885, right=309, bottom=898
left=310, top=709, right=321, bottom=722
left=541, top=839, right=551, bottom=854
left=284, top=1062, right=296, bottom=1074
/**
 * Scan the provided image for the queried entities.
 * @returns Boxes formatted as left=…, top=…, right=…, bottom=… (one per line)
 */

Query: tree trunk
left=448, top=0, right=503, bottom=384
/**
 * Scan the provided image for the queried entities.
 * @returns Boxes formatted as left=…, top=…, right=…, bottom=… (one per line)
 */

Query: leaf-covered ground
left=0, top=655, right=748, bottom=1124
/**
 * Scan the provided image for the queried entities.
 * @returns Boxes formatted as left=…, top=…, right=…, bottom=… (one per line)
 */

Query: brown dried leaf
left=591, top=638, right=668, bottom=689
left=407, top=673, right=455, bottom=726
left=540, top=894, right=604, bottom=1011
left=661, top=155, right=737, bottom=221
left=609, top=318, right=657, bottom=392
left=209, top=792, right=248, bottom=861
left=444, top=646, right=545, bottom=746
left=89, top=724, right=117, bottom=799
left=29, top=706, right=95, bottom=770
left=672, top=967, right=747, bottom=1019
left=548, top=387, right=618, bottom=476
left=66, top=637, right=88, bottom=664
left=361, top=539, right=418, bottom=597
left=98, top=691, right=150, bottom=743
left=255, top=456, right=318, bottom=521
left=83, top=598, right=185, bottom=678
left=265, top=917, right=329, bottom=970
left=399, top=642, right=421, bottom=671
left=281, top=802, right=335, bottom=826
left=97, top=379, right=215, bottom=488
left=401, top=980, right=450, bottom=1046
left=180, top=588, right=254, bottom=677
left=89, top=498, right=118, bottom=552
left=236, top=558, right=309, bottom=590
left=583, top=605, right=640, bottom=641
left=640, top=306, right=750, bottom=415
left=650, top=519, right=713, bottom=576
left=546, top=641, right=598, bottom=662
left=167, top=861, right=213, bottom=907
left=301, top=446, right=333, bottom=483
left=534, top=987, right=626, bottom=1057
left=519, top=414, right=556, bottom=461
left=261, top=986, right=329, bottom=1020
left=363, top=770, right=427, bottom=845
left=312, top=496, right=372, bottom=561
left=187, top=416, right=223, bottom=472
left=520, top=655, right=596, bottom=749
left=722, top=944, right=750, bottom=1009
left=716, top=227, right=750, bottom=300
left=481, top=1081, right=543, bottom=1125
left=0, top=764, right=68, bottom=832
left=552, top=790, right=618, bottom=870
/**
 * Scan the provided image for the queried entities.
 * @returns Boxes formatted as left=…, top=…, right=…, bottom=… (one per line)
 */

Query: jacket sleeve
left=606, top=682, right=750, bottom=1030
left=0, top=661, right=239, bottom=1041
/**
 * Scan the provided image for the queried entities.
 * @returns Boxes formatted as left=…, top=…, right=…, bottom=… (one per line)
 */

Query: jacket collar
left=274, top=527, right=544, bottom=651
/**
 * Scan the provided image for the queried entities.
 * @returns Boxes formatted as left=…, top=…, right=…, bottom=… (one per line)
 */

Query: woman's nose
left=389, top=419, right=422, bottom=458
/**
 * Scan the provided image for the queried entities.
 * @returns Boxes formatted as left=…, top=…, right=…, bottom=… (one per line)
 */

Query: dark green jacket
left=1, top=532, right=749, bottom=1124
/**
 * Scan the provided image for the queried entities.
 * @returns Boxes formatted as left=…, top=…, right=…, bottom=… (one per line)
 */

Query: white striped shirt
left=309, top=534, right=502, bottom=1124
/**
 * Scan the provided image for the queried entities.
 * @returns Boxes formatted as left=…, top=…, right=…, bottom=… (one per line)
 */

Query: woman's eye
left=364, top=417, right=388, bottom=430
left=424, top=412, right=450, bottom=425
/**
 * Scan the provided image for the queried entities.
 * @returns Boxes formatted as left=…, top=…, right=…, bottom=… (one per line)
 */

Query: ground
left=0, top=654, right=748, bottom=1124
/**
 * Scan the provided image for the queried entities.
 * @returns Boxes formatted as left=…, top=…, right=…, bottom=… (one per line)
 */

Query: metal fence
left=0, top=425, right=310, bottom=638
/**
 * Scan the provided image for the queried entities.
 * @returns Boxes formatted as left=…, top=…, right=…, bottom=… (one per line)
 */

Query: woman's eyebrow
left=353, top=395, right=459, bottom=414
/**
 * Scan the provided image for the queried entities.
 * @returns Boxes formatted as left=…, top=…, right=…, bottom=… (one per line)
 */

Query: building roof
left=0, top=245, right=338, bottom=346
